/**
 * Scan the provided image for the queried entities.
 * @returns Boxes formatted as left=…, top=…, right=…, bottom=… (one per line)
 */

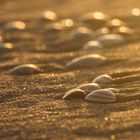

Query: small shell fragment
left=78, top=12, right=109, bottom=29
left=0, top=43, right=13, bottom=52
left=83, top=40, right=103, bottom=51
left=113, top=26, right=134, bottom=39
left=63, top=89, right=86, bottom=100
left=107, top=19, right=126, bottom=30
left=97, top=34, right=125, bottom=47
left=68, top=27, right=93, bottom=40
left=7, top=64, right=41, bottom=75
left=85, top=89, right=116, bottom=103
left=39, top=10, right=57, bottom=23
left=93, top=74, right=113, bottom=84
left=92, top=27, right=110, bottom=38
left=77, top=83, right=101, bottom=94
left=61, top=18, right=74, bottom=29
left=4, top=21, right=26, bottom=31
left=66, top=54, right=106, bottom=69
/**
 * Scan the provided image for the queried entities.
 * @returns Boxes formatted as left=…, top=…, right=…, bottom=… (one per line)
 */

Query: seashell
left=97, top=34, right=125, bottom=47
left=83, top=40, right=103, bottom=51
left=3, top=21, right=26, bottom=31
left=68, top=26, right=93, bottom=40
left=131, top=8, right=140, bottom=16
left=61, top=18, right=74, bottom=29
left=107, top=19, right=126, bottom=30
left=92, top=27, right=110, bottom=38
left=66, top=54, right=106, bottom=69
left=78, top=12, right=109, bottom=29
left=43, top=22, right=64, bottom=42
left=0, top=36, right=3, bottom=43
left=63, top=89, right=86, bottom=100
left=113, top=26, right=134, bottom=39
left=0, top=43, right=13, bottom=52
left=77, top=83, right=101, bottom=94
left=93, top=74, right=113, bottom=84
left=7, top=64, right=42, bottom=75
left=38, top=10, right=57, bottom=23
left=85, top=89, right=116, bottom=103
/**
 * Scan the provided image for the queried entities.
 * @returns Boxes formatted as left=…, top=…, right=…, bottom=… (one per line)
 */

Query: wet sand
left=0, top=0, right=140, bottom=140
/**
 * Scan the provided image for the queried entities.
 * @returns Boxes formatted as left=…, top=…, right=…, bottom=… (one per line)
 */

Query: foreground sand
left=0, top=0, right=140, bottom=140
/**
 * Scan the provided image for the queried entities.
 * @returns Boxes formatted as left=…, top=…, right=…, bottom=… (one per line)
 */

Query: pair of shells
left=63, top=74, right=118, bottom=103
left=63, top=87, right=117, bottom=103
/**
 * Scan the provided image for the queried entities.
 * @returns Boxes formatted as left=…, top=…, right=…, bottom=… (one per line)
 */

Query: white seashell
left=92, top=27, right=110, bottom=38
left=85, top=89, right=116, bottom=103
left=63, top=89, right=86, bottom=100
left=0, top=36, right=3, bottom=43
left=68, top=27, right=93, bottom=40
left=97, top=34, right=125, bottom=47
left=4, top=21, right=26, bottom=31
left=38, top=10, right=57, bottom=23
left=66, top=54, right=106, bottom=69
left=107, top=19, right=126, bottom=30
left=113, top=26, right=134, bottom=39
left=77, top=83, right=101, bottom=94
left=8, top=64, right=41, bottom=75
left=93, top=74, right=113, bottom=84
left=61, top=18, right=74, bottom=29
left=0, top=43, right=13, bottom=52
left=83, top=40, right=103, bottom=51
left=78, top=12, right=109, bottom=29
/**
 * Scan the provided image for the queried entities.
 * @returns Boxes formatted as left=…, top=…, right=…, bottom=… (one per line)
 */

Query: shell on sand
left=77, top=83, right=101, bottom=94
left=83, top=40, right=103, bottom=51
left=0, top=43, right=13, bottom=52
left=39, top=10, right=57, bottom=22
left=107, top=19, right=126, bottom=30
left=66, top=54, right=106, bottom=69
left=68, top=27, right=93, bottom=40
left=97, top=34, right=125, bottom=47
left=4, top=21, right=26, bottom=31
left=93, top=74, right=113, bottom=84
left=8, top=64, right=42, bottom=75
left=85, top=89, right=116, bottom=103
left=78, top=12, right=109, bottom=29
left=63, top=89, right=86, bottom=100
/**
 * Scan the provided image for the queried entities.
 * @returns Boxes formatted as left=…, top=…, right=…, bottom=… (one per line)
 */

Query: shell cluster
left=0, top=9, right=138, bottom=103
left=63, top=74, right=119, bottom=103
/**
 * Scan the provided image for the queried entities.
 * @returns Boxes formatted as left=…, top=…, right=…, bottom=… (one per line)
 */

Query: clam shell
left=93, top=74, right=113, bottom=84
left=77, top=83, right=101, bottom=94
left=4, top=21, right=26, bottom=31
left=107, top=19, right=126, bottom=30
left=0, top=43, right=13, bottom=52
left=63, top=89, right=86, bottom=100
left=39, top=10, right=57, bottom=22
left=113, top=26, right=134, bottom=39
left=68, top=27, right=93, bottom=40
left=66, top=54, right=106, bottom=69
left=78, top=12, right=109, bottom=29
left=85, top=89, right=116, bottom=103
left=97, top=34, right=125, bottom=47
left=8, top=64, right=41, bottom=75
left=83, top=40, right=103, bottom=51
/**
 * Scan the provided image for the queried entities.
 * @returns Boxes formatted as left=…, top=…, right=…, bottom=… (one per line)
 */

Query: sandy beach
left=0, top=0, right=140, bottom=140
